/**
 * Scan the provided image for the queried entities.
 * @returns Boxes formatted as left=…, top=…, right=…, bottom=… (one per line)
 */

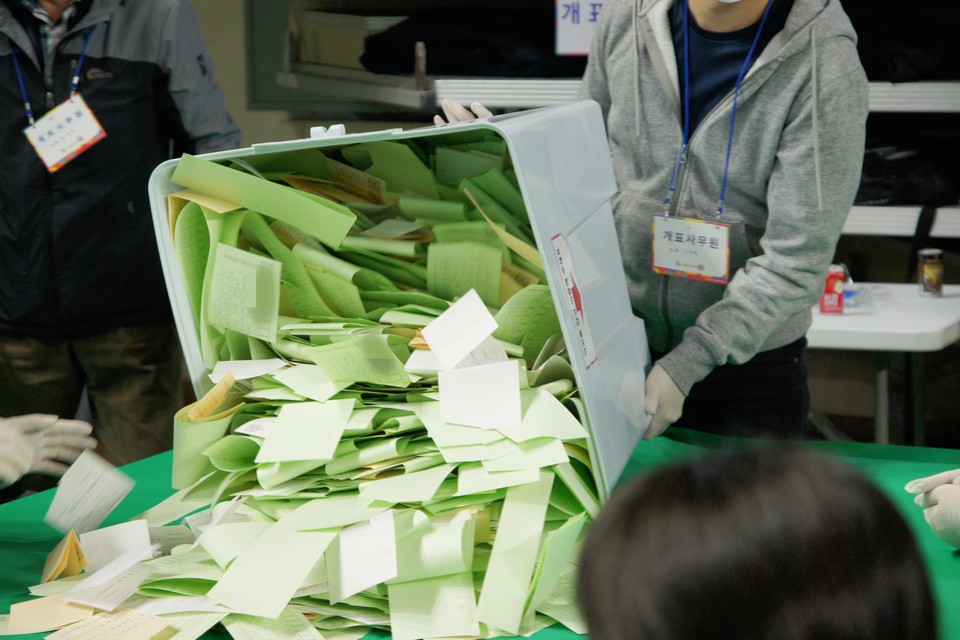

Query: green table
left=2, top=430, right=959, bottom=639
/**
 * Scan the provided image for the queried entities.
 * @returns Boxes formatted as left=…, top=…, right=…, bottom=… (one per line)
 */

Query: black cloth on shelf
left=856, top=20, right=960, bottom=82
left=855, top=144, right=960, bottom=207
left=360, top=10, right=588, bottom=78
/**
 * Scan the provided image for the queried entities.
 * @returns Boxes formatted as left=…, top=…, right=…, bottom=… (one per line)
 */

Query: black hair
left=577, top=445, right=937, bottom=640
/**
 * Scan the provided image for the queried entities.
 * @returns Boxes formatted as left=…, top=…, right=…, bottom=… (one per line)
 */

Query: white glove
left=642, top=364, right=685, bottom=441
left=0, top=414, right=97, bottom=488
left=905, top=469, right=960, bottom=547
left=433, top=99, right=492, bottom=126
left=617, top=368, right=650, bottom=433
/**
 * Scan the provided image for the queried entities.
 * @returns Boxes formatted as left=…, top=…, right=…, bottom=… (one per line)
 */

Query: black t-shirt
left=670, top=0, right=794, bottom=134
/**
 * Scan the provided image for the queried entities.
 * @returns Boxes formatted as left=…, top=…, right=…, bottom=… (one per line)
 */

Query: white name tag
left=652, top=214, right=730, bottom=284
left=23, top=94, right=106, bottom=172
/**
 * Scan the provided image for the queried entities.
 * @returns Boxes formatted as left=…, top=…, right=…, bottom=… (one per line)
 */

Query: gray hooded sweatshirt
left=578, top=0, right=868, bottom=395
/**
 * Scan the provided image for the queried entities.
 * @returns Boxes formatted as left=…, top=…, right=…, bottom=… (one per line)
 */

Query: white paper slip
left=221, top=607, right=323, bottom=640
left=79, top=519, right=153, bottom=574
left=233, top=416, right=276, bottom=437
left=66, top=546, right=153, bottom=594
left=65, top=562, right=153, bottom=611
left=404, top=348, right=442, bottom=375
left=45, top=450, right=135, bottom=534
left=327, top=511, right=398, bottom=603
left=209, top=358, right=287, bottom=383
left=455, top=335, right=509, bottom=368
left=421, top=289, right=498, bottom=370
left=439, top=360, right=522, bottom=429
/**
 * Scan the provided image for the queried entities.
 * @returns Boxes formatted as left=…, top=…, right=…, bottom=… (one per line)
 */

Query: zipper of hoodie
left=658, top=101, right=717, bottom=345
left=659, top=0, right=775, bottom=347
left=659, top=78, right=762, bottom=346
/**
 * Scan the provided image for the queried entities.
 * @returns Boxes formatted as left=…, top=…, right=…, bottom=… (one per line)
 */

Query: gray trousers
left=0, top=323, right=186, bottom=466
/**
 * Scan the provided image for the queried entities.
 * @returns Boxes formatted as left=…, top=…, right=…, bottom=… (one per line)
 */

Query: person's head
left=687, top=0, right=773, bottom=32
left=37, top=0, right=75, bottom=23
left=577, top=445, right=937, bottom=640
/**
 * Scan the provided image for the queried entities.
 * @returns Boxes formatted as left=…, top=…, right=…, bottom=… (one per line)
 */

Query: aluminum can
left=819, top=264, right=845, bottom=313
left=918, top=248, right=943, bottom=297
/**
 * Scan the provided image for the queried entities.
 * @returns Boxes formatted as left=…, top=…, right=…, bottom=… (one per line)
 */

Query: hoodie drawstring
left=633, top=0, right=642, bottom=137
left=810, top=23, right=824, bottom=214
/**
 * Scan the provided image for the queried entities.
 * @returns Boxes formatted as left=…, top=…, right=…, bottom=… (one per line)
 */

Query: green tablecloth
left=2, top=430, right=959, bottom=639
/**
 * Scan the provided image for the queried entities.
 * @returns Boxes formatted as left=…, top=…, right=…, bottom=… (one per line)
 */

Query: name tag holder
left=652, top=214, right=730, bottom=285
left=9, top=26, right=104, bottom=172
left=24, top=94, right=106, bottom=172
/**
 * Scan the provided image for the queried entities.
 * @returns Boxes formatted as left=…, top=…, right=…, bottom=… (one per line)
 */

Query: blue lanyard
left=663, top=0, right=775, bottom=216
left=8, top=26, right=95, bottom=125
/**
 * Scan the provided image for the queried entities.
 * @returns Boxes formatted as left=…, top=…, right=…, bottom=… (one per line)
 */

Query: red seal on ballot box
left=819, top=265, right=845, bottom=314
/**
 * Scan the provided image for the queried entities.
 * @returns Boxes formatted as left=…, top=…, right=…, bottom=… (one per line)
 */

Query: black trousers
left=654, top=338, right=810, bottom=440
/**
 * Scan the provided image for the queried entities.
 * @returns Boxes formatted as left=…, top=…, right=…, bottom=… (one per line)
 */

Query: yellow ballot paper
left=45, top=608, right=171, bottom=640
left=6, top=595, right=95, bottom=634
left=169, top=188, right=242, bottom=215
left=41, top=530, right=88, bottom=583
left=464, top=188, right=542, bottom=269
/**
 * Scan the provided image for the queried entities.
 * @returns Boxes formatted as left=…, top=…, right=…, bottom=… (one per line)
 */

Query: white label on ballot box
left=24, top=94, right=106, bottom=172
left=551, top=234, right=597, bottom=369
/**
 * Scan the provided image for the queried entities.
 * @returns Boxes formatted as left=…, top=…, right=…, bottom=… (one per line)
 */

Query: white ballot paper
left=209, top=358, right=286, bottom=383
left=79, top=519, right=153, bottom=574
left=327, top=510, right=398, bottom=603
left=45, top=450, right=135, bottom=534
left=439, top=360, right=522, bottom=429
left=65, top=561, right=153, bottom=611
left=421, top=289, right=498, bottom=370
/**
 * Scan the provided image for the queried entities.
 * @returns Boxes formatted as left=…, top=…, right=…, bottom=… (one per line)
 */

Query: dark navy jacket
left=0, top=0, right=241, bottom=338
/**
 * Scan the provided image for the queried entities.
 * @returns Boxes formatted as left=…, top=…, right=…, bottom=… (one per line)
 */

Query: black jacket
left=0, top=0, right=241, bottom=338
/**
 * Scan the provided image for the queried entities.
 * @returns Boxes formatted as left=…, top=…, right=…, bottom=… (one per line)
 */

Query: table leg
left=873, top=352, right=890, bottom=445
left=909, top=353, right=925, bottom=447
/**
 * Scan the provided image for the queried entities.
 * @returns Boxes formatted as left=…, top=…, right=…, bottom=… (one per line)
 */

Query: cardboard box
left=297, top=11, right=406, bottom=69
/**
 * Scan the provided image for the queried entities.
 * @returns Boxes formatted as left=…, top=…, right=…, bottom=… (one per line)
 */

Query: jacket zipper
left=658, top=76, right=758, bottom=348
left=642, top=7, right=774, bottom=349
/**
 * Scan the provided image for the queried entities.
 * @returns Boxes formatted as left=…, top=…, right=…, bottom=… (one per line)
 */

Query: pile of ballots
left=42, top=128, right=601, bottom=640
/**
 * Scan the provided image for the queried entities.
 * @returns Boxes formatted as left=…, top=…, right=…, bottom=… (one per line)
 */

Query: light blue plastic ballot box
left=148, top=100, right=650, bottom=501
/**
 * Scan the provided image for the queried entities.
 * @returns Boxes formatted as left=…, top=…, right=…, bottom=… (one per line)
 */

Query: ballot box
left=143, top=100, right=650, bottom=636
left=149, top=99, right=649, bottom=498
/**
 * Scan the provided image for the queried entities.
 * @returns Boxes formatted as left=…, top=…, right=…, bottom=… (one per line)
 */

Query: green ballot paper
left=105, top=103, right=651, bottom=640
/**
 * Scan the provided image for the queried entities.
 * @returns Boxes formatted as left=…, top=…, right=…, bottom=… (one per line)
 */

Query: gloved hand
left=618, top=368, right=650, bottom=433
left=905, top=469, right=960, bottom=547
left=433, top=99, right=492, bottom=126
left=642, top=364, right=685, bottom=441
left=0, top=414, right=97, bottom=488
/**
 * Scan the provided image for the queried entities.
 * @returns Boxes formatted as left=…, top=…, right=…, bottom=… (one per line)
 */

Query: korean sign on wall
left=556, top=1, right=604, bottom=56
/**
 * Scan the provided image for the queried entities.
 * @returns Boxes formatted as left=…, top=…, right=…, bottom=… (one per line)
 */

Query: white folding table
left=806, top=283, right=960, bottom=444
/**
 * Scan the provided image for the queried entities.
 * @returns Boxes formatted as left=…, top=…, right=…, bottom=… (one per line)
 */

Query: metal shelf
left=280, top=64, right=960, bottom=113
left=867, top=82, right=960, bottom=113
left=843, top=205, right=960, bottom=239
left=277, top=65, right=588, bottom=110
